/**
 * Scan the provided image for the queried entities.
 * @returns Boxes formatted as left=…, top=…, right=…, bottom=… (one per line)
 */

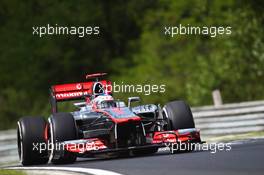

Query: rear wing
left=50, top=73, right=112, bottom=113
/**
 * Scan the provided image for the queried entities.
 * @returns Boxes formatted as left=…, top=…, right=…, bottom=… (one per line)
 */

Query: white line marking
left=5, top=166, right=124, bottom=175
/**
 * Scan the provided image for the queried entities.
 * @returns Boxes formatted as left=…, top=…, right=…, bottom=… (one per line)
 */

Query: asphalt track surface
left=11, top=139, right=264, bottom=175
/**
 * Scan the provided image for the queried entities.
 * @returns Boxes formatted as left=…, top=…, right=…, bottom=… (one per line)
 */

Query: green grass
left=0, top=169, right=26, bottom=175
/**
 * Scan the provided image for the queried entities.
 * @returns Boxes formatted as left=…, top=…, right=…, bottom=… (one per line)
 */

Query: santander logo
left=56, top=91, right=89, bottom=99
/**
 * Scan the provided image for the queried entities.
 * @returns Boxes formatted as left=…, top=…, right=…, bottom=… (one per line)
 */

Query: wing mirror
left=116, top=101, right=126, bottom=108
left=128, top=97, right=141, bottom=108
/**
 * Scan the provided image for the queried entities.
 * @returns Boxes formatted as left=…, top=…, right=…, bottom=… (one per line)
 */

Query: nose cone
left=112, top=116, right=141, bottom=124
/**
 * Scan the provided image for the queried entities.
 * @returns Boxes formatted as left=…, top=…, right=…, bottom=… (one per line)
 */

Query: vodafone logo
left=76, top=83, right=82, bottom=90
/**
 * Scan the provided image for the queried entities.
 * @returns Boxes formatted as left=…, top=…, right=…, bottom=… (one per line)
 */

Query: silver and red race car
left=17, top=73, right=202, bottom=165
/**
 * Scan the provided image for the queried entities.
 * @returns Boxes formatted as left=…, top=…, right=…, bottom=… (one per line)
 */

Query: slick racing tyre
left=49, top=112, right=77, bottom=164
left=17, top=117, right=48, bottom=165
left=163, top=101, right=195, bottom=153
left=163, top=100, right=195, bottom=130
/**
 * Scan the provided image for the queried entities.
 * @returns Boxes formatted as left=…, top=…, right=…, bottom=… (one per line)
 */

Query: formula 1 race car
left=17, top=73, right=202, bottom=165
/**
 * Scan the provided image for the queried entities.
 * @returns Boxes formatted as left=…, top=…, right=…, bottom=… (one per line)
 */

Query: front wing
left=59, top=128, right=202, bottom=156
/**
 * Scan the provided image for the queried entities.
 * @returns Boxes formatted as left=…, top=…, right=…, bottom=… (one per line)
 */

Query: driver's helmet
left=92, top=94, right=116, bottom=109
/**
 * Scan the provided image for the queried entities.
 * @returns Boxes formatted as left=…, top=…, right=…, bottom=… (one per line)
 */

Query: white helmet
left=93, top=95, right=115, bottom=109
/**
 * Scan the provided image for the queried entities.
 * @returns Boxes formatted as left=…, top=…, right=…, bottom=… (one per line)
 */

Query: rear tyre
left=49, top=112, right=77, bottom=164
left=163, top=100, right=195, bottom=130
left=17, top=117, right=48, bottom=165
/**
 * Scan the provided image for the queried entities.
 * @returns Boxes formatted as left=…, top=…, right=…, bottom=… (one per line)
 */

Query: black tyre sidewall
left=164, top=101, right=195, bottom=130
left=17, top=117, right=48, bottom=165
left=50, top=112, right=77, bottom=164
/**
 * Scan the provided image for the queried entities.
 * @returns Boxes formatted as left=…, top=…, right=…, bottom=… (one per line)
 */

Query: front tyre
left=49, top=112, right=77, bottom=164
left=163, top=100, right=195, bottom=130
left=163, top=100, right=195, bottom=153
